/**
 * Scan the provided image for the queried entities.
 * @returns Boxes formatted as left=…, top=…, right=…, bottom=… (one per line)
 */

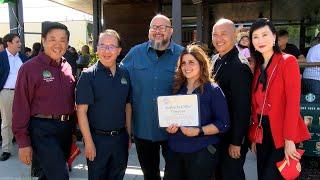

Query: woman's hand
left=284, top=139, right=301, bottom=165
left=251, top=143, right=257, bottom=155
left=166, top=124, right=179, bottom=134
left=180, top=127, right=200, bottom=137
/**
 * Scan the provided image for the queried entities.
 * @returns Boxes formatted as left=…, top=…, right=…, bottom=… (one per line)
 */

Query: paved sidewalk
left=0, top=142, right=257, bottom=180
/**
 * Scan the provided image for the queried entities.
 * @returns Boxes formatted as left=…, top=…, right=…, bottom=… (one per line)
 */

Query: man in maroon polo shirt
left=12, top=22, right=75, bottom=180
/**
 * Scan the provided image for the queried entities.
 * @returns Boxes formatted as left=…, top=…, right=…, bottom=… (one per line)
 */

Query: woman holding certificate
left=249, top=18, right=310, bottom=179
left=165, top=44, right=230, bottom=180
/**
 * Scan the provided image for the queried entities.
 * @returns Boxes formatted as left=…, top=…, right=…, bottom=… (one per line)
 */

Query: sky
left=0, top=0, right=92, bottom=23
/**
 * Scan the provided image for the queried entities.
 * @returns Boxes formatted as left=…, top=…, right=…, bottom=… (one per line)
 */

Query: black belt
left=93, top=128, right=126, bottom=136
left=33, top=114, right=71, bottom=121
left=3, top=88, right=14, bottom=90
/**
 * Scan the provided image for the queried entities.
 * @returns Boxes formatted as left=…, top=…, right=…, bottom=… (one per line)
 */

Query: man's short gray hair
left=98, top=29, right=121, bottom=47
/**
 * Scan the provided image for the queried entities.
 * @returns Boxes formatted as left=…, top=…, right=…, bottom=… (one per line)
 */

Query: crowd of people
left=0, top=13, right=318, bottom=180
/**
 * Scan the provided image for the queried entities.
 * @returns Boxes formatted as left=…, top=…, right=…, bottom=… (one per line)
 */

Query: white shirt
left=3, top=48, right=23, bottom=89
left=303, top=44, right=320, bottom=81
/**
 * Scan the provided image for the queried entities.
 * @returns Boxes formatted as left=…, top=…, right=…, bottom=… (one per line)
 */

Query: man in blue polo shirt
left=121, top=14, right=184, bottom=180
left=76, top=29, right=131, bottom=180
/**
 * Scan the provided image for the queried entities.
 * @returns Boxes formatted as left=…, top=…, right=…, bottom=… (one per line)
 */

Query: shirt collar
left=219, top=46, right=239, bottom=62
left=38, top=51, right=65, bottom=67
left=6, top=48, right=19, bottom=57
left=97, top=61, right=106, bottom=71
left=179, top=84, right=200, bottom=94
left=147, top=40, right=175, bottom=54
left=96, top=60, right=119, bottom=74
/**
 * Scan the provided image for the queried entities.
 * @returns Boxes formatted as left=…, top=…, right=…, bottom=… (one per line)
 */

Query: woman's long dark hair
left=249, top=18, right=281, bottom=91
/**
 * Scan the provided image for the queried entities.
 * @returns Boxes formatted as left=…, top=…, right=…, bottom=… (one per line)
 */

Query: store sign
left=300, top=94, right=320, bottom=157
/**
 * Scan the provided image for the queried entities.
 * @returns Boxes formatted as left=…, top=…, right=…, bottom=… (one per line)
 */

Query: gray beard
left=150, top=39, right=169, bottom=50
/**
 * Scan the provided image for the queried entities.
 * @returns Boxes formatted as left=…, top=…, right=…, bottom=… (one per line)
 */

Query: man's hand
left=84, top=140, right=96, bottom=161
left=180, top=127, right=200, bottom=137
left=19, top=146, right=33, bottom=165
left=229, top=144, right=241, bottom=159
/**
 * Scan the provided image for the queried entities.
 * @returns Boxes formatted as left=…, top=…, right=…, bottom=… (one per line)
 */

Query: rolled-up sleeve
left=12, top=66, right=33, bottom=148
left=211, top=86, right=230, bottom=133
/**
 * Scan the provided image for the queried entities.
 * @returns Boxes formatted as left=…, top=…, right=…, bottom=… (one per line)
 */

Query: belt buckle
left=110, top=131, right=118, bottom=136
left=60, top=115, right=69, bottom=121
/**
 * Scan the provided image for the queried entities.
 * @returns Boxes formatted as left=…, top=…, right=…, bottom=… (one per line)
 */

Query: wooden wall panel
left=103, top=2, right=159, bottom=54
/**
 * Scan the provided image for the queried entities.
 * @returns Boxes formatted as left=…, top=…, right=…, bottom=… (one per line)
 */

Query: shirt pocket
left=133, top=63, right=148, bottom=71
left=162, top=66, right=176, bottom=86
left=132, top=63, right=149, bottom=92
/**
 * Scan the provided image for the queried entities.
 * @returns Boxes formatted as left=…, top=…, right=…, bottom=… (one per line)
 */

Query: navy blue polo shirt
left=168, top=83, right=230, bottom=153
left=76, top=61, right=131, bottom=131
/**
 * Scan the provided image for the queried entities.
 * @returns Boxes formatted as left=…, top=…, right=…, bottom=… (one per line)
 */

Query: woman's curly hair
left=172, top=44, right=214, bottom=94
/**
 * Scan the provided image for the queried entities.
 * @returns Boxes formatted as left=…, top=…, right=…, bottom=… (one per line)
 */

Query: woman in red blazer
left=248, top=18, right=310, bottom=180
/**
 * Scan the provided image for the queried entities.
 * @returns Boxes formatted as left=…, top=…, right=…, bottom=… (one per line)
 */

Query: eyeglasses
left=97, top=44, right=119, bottom=51
left=149, top=25, right=172, bottom=32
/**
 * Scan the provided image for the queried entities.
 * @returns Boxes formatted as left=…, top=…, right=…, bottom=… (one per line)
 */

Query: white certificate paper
left=157, top=94, right=199, bottom=127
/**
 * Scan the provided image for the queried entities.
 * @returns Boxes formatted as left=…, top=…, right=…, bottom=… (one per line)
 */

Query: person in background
left=249, top=18, right=310, bottom=180
left=76, top=29, right=131, bottom=180
left=24, top=47, right=32, bottom=58
left=30, top=42, right=41, bottom=58
left=0, top=33, right=28, bottom=161
left=0, top=37, right=6, bottom=143
left=64, top=46, right=78, bottom=77
left=165, top=44, right=230, bottom=180
left=0, top=38, right=4, bottom=52
left=302, top=32, right=320, bottom=95
left=236, top=32, right=255, bottom=71
left=121, top=14, right=184, bottom=180
left=12, top=22, right=75, bottom=180
left=237, top=33, right=250, bottom=58
left=211, top=18, right=252, bottom=180
left=278, top=29, right=305, bottom=62
left=76, top=44, right=91, bottom=75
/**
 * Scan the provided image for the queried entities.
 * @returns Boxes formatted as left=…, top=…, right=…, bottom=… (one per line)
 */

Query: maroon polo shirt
left=12, top=52, right=75, bottom=148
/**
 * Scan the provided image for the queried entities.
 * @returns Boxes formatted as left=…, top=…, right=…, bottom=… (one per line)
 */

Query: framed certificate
left=157, top=94, right=199, bottom=127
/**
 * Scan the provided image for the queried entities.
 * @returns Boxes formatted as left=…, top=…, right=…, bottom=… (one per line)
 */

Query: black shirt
left=213, top=47, right=253, bottom=146
left=283, top=43, right=301, bottom=58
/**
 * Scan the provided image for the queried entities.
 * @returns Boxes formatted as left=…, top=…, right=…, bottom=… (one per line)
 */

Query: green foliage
left=89, top=49, right=98, bottom=66
left=0, top=0, right=15, bottom=4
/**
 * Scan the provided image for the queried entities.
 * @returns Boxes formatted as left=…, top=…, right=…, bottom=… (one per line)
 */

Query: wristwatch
left=198, top=127, right=204, bottom=136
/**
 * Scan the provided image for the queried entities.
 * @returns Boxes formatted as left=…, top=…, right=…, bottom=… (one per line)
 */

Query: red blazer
left=251, top=53, right=310, bottom=149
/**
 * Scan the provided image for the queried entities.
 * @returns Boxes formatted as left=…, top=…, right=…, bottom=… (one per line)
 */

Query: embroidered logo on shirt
left=315, top=142, right=320, bottom=152
left=42, top=70, right=55, bottom=82
left=305, top=93, right=316, bottom=103
left=121, top=77, right=128, bottom=85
